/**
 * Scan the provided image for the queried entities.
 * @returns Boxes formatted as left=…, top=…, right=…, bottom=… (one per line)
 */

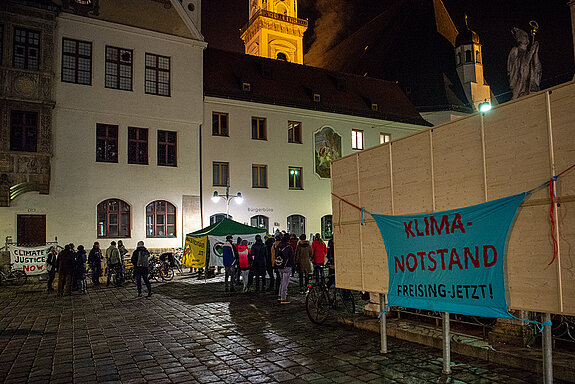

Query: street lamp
left=478, top=99, right=492, bottom=113
left=212, top=183, right=243, bottom=217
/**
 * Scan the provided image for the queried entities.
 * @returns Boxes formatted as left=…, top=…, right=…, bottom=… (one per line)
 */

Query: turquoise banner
left=373, top=193, right=527, bottom=318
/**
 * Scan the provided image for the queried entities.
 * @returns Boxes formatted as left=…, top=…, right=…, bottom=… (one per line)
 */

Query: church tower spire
left=455, top=15, right=491, bottom=110
left=241, top=0, right=308, bottom=64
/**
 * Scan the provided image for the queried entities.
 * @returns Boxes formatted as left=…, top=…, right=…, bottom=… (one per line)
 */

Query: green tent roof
left=186, top=218, right=265, bottom=237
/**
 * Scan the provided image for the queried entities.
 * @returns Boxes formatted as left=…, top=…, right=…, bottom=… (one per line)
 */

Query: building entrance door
left=17, top=215, right=46, bottom=246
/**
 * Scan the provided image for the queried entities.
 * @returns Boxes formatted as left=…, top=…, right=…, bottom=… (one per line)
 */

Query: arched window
left=97, top=199, right=130, bottom=238
left=251, top=215, right=269, bottom=232
left=210, top=213, right=230, bottom=225
left=321, top=215, right=333, bottom=239
left=287, top=214, right=306, bottom=237
left=276, top=4, right=288, bottom=15
left=456, top=52, right=461, bottom=65
left=475, top=50, right=481, bottom=63
left=277, top=52, right=288, bottom=61
left=146, top=200, right=176, bottom=238
left=465, top=49, right=472, bottom=63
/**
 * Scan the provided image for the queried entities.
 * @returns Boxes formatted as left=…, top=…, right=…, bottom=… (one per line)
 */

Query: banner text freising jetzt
left=372, top=193, right=527, bottom=318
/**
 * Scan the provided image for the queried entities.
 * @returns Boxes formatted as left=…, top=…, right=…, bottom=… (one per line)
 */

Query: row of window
left=97, top=198, right=334, bottom=240
left=96, top=124, right=177, bottom=166
left=98, top=199, right=176, bottom=238
left=213, top=162, right=303, bottom=190
left=210, top=213, right=334, bottom=240
left=213, top=113, right=303, bottom=143
left=5, top=25, right=171, bottom=96
left=213, top=112, right=391, bottom=149
left=62, top=38, right=170, bottom=96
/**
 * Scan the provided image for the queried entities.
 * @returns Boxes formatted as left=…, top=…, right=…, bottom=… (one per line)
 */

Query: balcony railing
left=241, top=9, right=308, bottom=35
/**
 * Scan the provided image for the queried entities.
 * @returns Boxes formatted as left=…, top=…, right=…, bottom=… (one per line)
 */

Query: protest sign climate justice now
left=373, top=192, right=528, bottom=319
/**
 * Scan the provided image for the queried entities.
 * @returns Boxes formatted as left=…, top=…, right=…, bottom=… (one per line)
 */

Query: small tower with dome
left=455, top=15, right=491, bottom=110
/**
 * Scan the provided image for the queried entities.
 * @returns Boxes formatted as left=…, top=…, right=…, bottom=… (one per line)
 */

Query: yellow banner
left=183, top=235, right=207, bottom=268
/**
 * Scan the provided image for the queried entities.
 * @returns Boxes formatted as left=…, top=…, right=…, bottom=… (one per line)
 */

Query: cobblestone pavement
left=0, top=274, right=565, bottom=384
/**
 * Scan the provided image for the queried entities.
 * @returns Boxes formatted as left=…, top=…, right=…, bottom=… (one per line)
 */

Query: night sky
left=202, top=0, right=574, bottom=102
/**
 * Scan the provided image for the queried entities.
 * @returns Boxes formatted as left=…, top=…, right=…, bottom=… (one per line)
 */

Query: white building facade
left=1, top=0, right=206, bottom=250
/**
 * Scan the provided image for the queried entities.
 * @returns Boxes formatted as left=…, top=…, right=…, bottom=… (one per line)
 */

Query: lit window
left=14, top=28, right=40, bottom=71
left=97, top=199, right=130, bottom=238
left=252, top=117, right=267, bottom=140
left=321, top=215, right=333, bottom=239
left=252, top=164, right=267, bottom=188
left=158, top=130, right=177, bottom=167
left=288, top=121, right=302, bottom=143
left=146, top=200, right=176, bottom=238
left=105, top=46, right=133, bottom=91
left=128, top=127, right=148, bottom=165
left=352, top=129, right=364, bottom=150
left=380, top=133, right=391, bottom=144
left=251, top=215, right=269, bottom=232
left=289, top=166, right=302, bottom=190
left=476, top=50, right=481, bottom=63
left=213, top=162, right=229, bottom=186
left=212, top=112, right=229, bottom=136
left=145, top=53, right=170, bottom=96
left=287, top=214, right=306, bottom=237
left=62, top=38, right=92, bottom=85
left=10, top=111, right=37, bottom=152
left=96, top=124, right=118, bottom=163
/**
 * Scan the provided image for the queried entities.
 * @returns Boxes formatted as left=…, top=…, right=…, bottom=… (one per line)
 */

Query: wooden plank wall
left=331, top=81, right=575, bottom=316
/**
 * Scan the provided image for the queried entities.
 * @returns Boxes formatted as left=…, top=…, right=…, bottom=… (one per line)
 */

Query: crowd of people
left=221, top=231, right=334, bottom=304
left=42, top=231, right=334, bottom=304
left=45, top=240, right=153, bottom=297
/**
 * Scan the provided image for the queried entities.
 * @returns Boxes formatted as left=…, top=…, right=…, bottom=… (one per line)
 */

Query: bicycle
left=0, top=264, right=28, bottom=286
left=148, top=256, right=174, bottom=282
left=106, top=264, right=125, bottom=286
left=305, top=280, right=356, bottom=325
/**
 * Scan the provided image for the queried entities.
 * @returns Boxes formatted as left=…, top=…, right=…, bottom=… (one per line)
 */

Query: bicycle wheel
left=160, top=264, right=174, bottom=281
left=339, top=289, right=356, bottom=314
left=306, top=285, right=330, bottom=324
left=12, top=270, right=27, bottom=286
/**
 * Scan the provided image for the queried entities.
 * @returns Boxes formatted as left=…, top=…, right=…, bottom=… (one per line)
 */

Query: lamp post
left=212, top=182, right=243, bottom=217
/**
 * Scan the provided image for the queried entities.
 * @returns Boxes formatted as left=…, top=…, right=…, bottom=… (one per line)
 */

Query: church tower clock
left=241, top=0, right=308, bottom=64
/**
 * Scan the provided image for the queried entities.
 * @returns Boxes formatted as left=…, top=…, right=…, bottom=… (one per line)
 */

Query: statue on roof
left=507, top=21, right=542, bottom=99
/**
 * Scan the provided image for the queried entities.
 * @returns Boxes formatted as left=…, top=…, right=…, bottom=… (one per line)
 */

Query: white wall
left=0, top=14, right=205, bottom=250
left=203, top=97, right=425, bottom=235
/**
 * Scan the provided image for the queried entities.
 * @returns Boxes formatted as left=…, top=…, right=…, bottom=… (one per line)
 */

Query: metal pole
left=542, top=312, right=553, bottom=384
left=380, top=294, right=388, bottom=354
left=442, top=312, right=452, bottom=374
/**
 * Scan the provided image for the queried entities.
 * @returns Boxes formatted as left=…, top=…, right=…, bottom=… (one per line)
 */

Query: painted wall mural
left=314, top=126, right=341, bottom=178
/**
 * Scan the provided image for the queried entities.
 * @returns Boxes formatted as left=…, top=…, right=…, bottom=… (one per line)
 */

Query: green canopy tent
left=183, top=218, right=266, bottom=268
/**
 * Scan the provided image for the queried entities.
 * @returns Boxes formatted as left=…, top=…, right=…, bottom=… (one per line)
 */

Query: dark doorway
left=17, top=215, right=46, bottom=246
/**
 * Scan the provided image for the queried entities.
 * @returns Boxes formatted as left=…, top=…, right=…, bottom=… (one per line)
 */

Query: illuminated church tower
left=241, top=0, right=308, bottom=64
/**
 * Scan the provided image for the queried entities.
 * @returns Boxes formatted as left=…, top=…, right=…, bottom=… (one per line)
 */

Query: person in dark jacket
left=45, top=246, right=58, bottom=292
left=277, top=233, right=295, bottom=304
left=289, top=234, right=298, bottom=277
left=250, top=235, right=267, bottom=293
left=295, top=234, right=313, bottom=293
left=131, top=241, right=152, bottom=297
left=88, top=242, right=103, bottom=286
left=264, top=235, right=275, bottom=292
left=57, top=244, right=75, bottom=296
left=75, top=245, right=87, bottom=294
left=222, top=235, right=237, bottom=292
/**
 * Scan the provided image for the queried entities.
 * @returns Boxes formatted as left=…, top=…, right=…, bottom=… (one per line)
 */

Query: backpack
left=275, top=245, right=286, bottom=268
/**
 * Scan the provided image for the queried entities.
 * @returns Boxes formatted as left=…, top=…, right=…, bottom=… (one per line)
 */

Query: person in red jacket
left=312, top=233, right=327, bottom=284
left=237, top=240, right=253, bottom=293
